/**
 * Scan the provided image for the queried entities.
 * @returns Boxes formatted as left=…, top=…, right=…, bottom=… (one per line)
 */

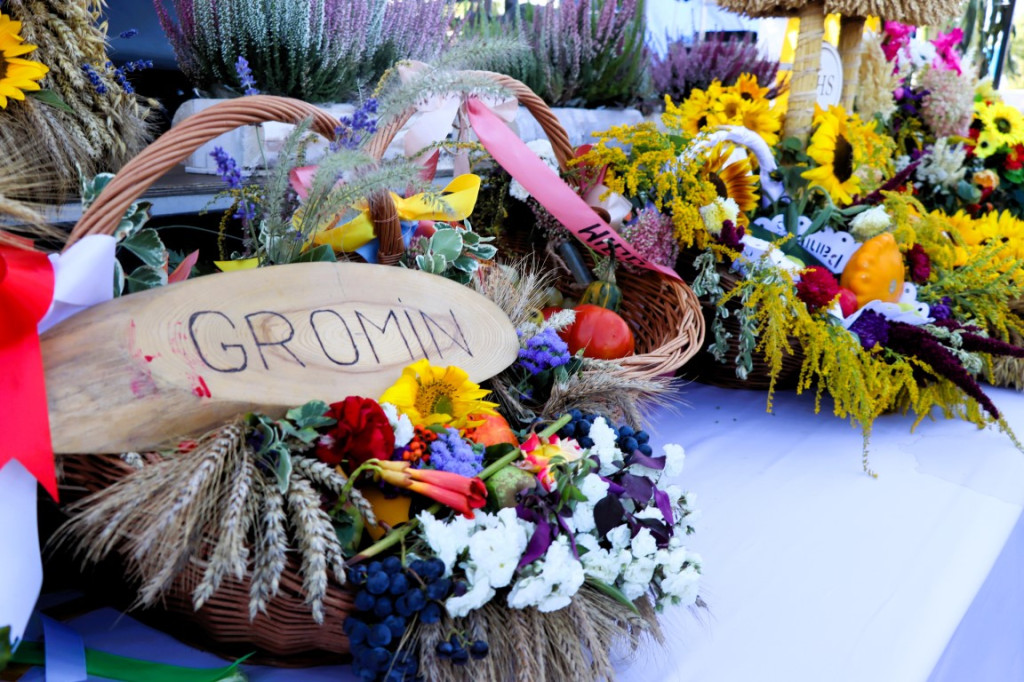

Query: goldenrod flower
left=0, top=12, right=49, bottom=109
left=379, top=359, right=498, bottom=428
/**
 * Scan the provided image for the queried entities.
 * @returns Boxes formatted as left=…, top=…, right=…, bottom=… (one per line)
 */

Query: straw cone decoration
left=838, top=17, right=866, bottom=111
left=784, top=1, right=826, bottom=145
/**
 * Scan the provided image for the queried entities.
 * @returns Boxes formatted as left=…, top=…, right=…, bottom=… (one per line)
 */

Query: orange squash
left=360, top=487, right=412, bottom=541
left=840, top=233, right=905, bottom=309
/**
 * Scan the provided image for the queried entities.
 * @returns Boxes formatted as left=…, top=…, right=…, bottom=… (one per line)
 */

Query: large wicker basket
left=366, top=70, right=704, bottom=379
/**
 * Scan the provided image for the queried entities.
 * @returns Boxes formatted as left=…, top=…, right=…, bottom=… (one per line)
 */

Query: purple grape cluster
left=557, top=410, right=653, bottom=456
left=344, top=556, right=451, bottom=682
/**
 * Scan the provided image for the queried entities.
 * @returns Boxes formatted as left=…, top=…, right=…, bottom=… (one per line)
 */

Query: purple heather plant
left=154, top=0, right=457, bottom=102
left=620, top=205, right=680, bottom=270
left=652, top=35, right=780, bottom=102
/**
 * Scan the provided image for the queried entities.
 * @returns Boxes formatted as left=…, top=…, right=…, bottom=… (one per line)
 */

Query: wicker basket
left=367, top=70, right=704, bottom=379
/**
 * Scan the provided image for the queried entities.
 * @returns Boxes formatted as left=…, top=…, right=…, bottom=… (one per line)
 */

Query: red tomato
left=564, top=304, right=635, bottom=359
left=837, top=287, right=859, bottom=318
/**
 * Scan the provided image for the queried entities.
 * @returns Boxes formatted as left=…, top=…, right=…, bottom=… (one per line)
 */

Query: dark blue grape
left=368, top=623, right=393, bottom=647
left=636, top=430, right=650, bottom=444
left=423, top=558, right=445, bottom=581
left=621, top=436, right=639, bottom=453
left=398, top=588, right=426, bottom=615
left=373, top=595, right=394, bottom=618
left=435, top=641, right=454, bottom=658
left=425, top=577, right=451, bottom=601
left=348, top=564, right=368, bottom=585
left=639, top=443, right=653, bottom=456
left=384, top=614, right=406, bottom=639
left=344, top=618, right=370, bottom=645
left=389, top=572, right=409, bottom=595
left=470, top=640, right=489, bottom=659
left=420, top=602, right=441, bottom=624
left=559, top=422, right=576, bottom=438
left=451, top=648, right=469, bottom=665
left=579, top=437, right=594, bottom=449
left=367, top=570, right=390, bottom=595
left=409, top=559, right=429, bottom=577
left=619, top=425, right=635, bottom=437
left=354, top=590, right=376, bottom=611
left=569, top=408, right=582, bottom=420
left=452, top=580, right=468, bottom=597
left=368, top=560, right=383, bottom=574
left=358, top=667, right=377, bottom=681
left=575, top=421, right=591, bottom=436
left=382, top=555, right=403, bottom=575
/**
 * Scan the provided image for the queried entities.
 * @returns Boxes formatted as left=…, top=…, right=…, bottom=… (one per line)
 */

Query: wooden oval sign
left=42, top=262, right=518, bottom=454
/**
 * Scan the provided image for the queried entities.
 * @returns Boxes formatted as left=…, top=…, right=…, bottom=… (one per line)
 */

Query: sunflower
left=700, top=143, right=759, bottom=221
left=802, top=105, right=861, bottom=205
left=663, top=86, right=719, bottom=136
left=977, top=101, right=1024, bottom=151
left=738, top=98, right=783, bottom=147
left=733, top=73, right=771, bottom=102
left=0, top=13, right=49, bottom=109
left=380, top=359, right=498, bottom=428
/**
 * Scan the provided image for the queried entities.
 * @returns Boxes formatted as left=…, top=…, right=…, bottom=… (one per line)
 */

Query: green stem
left=340, top=461, right=382, bottom=500
left=351, top=502, right=441, bottom=563
left=539, top=413, right=572, bottom=439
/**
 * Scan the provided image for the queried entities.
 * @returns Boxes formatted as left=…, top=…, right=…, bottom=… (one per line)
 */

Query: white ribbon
left=684, top=125, right=787, bottom=207
left=0, top=235, right=114, bottom=647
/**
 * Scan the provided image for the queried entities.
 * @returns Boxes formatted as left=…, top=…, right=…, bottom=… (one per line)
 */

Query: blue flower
left=332, top=98, right=378, bottom=151
left=210, top=147, right=243, bottom=190
left=517, top=327, right=571, bottom=375
left=424, top=427, right=483, bottom=478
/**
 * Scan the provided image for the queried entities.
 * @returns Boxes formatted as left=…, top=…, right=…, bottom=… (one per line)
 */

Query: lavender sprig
left=332, top=98, right=378, bottom=151
left=235, top=55, right=259, bottom=96
left=517, top=327, right=571, bottom=375
left=425, top=427, right=483, bottom=478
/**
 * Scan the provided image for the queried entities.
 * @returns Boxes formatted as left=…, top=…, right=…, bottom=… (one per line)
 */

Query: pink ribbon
left=465, top=98, right=681, bottom=280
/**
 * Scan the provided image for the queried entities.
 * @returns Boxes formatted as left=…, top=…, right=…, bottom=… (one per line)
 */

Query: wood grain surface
left=42, top=262, right=518, bottom=453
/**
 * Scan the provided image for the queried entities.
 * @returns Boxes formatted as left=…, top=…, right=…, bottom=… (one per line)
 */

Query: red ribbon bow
left=0, top=245, right=57, bottom=499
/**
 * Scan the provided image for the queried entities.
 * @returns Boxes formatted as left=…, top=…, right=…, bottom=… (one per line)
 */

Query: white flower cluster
left=509, top=139, right=559, bottom=201
left=916, top=138, right=968, bottom=189
left=699, top=197, right=740, bottom=236
left=507, top=535, right=586, bottom=612
left=380, top=402, right=414, bottom=448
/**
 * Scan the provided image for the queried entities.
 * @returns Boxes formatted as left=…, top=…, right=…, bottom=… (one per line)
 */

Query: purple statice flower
left=425, top=427, right=483, bottom=478
left=332, top=98, right=378, bottom=151
left=929, top=297, right=953, bottom=321
left=517, top=327, right=571, bottom=375
left=719, top=219, right=745, bottom=251
left=849, top=310, right=891, bottom=350
left=82, top=64, right=107, bottom=94
left=235, top=55, right=259, bottom=96
left=118, top=28, right=139, bottom=40
left=210, top=146, right=243, bottom=189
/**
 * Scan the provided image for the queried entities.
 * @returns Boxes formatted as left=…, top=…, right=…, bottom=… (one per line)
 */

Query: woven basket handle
left=65, top=96, right=340, bottom=250
left=363, top=70, right=574, bottom=171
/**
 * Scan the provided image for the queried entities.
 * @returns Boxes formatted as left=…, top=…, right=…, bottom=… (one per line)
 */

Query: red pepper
left=562, top=304, right=635, bottom=359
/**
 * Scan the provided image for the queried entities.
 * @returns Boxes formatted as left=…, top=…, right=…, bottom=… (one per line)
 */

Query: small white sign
left=817, top=43, right=843, bottom=107
left=753, top=214, right=812, bottom=238
left=800, top=227, right=858, bottom=274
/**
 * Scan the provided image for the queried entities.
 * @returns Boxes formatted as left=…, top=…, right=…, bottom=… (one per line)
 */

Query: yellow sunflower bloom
left=701, top=143, right=759, bottom=221
left=663, top=88, right=717, bottom=136
left=978, top=101, right=1024, bottom=150
left=733, top=73, right=771, bottom=103
left=737, top=98, right=783, bottom=148
left=802, top=105, right=861, bottom=205
left=0, top=12, right=49, bottom=109
left=380, top=359, right=498, bottom=428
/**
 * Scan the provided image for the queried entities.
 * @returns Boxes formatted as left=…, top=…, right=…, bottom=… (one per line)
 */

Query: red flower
left=377, top=461, right=487, bottom=518
left=315, top=397, right=395, bottom=471
left=906, top=243, right=931, bottom=283
left=796, top=265, right=841, bottom=311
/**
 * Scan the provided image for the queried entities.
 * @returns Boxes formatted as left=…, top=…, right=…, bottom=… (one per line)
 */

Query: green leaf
left=470, top=243, right=497, bottom=260
left=274, top=449, right=293, bottom=494
left=452, top=254, right=478, bottom=273
left=332, top=502, right=365, bottom=555
left=28, top=88, right=75, bottom=114
left=122, top=229, right=168, bottom=269
left=125, top=264, right=168, bottom=293
left=430, top=229, right=463, bottom=260
left=293, top=244, right=337, bottom=263
left=585, top=578, right=640, bottom=614
left=113, top=259, right=125, bottom=297
left=286, top=400, right=335, bottom=429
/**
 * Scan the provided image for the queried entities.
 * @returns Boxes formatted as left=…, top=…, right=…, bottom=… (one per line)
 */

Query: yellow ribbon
left=312, top=174, right=481, bottom=252
left=215, top=174, right=481, bottom=271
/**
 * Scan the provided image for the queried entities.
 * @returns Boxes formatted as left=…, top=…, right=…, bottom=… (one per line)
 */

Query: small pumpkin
left=464, top=412, right=519, bottom=448
left=579, top=247, right=622, bottom=312
left=840, top=232, right=905, bottom=308
left=360, top=487, right=412, bottom=541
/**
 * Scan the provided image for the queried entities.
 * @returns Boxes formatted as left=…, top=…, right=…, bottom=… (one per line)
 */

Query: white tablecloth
left=19, top=384, right=1024, bottom=681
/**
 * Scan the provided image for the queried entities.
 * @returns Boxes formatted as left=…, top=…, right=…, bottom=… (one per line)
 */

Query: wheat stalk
left=286, top=473, right=346, bottom=623
left=249, top=473, right=289, bottom=620
left=292, top=455, right=378, bottom=527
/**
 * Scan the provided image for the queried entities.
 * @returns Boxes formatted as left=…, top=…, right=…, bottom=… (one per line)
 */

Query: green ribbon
left=11, top=641, right=250, bottom=681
